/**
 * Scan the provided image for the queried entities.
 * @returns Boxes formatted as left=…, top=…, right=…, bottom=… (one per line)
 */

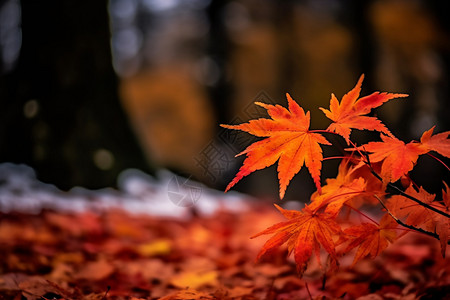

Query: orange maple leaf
left=387, top=184, right=449, bottom=256
left=308, top=159, right=367, bottom=216
left=349, top=134, right=428, bottom=183
left=350, top=127, right=450, bottom=183
left=221, top=94, right=330, bottom=198
left=251, top=204, right=341, bottom=275
left=386, top=185, right=436, bottom=225
left=320, top=74, right=408, bottom=143
left=419, top=126, right=450, bottom=158
left=341, top=214, right=397, bottom=266
left=437, top=183, right=450, bottom=256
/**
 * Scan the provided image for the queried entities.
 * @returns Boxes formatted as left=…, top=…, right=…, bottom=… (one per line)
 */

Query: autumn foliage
left=222, top=75, right=450, bottom=277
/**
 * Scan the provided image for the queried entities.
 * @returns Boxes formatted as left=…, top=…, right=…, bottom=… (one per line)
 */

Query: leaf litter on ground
left=1, top=200, right=449, bottom=299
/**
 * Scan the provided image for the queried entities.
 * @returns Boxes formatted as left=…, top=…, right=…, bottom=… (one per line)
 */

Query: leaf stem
left=309, top=129, right=339, bottom=135
left=305, top=282, right=313, bottom=300
left=322, top=156, right=360, bottom=162
left=343, top=203, right=379, bottom=225
left=427, top=153, right=450, bottom=172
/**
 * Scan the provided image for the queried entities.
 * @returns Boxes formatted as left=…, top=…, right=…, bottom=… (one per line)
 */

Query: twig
left=427, top=153, right=450, bottom=172
left=374, top=194, right=450, bottom=244
left=360, top=151, right=450, bottom=219
left=102, top=286, right=110, bottom=300
left=344, top=203, right=379, bottom=225
left=305, top=282, right=313, bottom=300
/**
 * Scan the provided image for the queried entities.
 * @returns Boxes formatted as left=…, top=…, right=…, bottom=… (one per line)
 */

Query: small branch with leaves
left=222, top=74, right=450, bottom=276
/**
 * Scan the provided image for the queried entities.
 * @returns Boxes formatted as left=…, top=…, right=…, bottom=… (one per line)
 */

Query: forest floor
left=0, top=202, right=449, bottom=299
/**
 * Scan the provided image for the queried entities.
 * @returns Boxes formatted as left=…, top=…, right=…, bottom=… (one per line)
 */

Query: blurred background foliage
left=0, top=0, right=449, bottom=200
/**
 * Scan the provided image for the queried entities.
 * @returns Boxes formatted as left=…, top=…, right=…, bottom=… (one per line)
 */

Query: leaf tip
left=357, top=74, right=365, bottom=85
left=224, top=177, right=240, bottom=194
left=396, top=93, right=409, bottom=98
left=273, top=203, right=284, bottom=212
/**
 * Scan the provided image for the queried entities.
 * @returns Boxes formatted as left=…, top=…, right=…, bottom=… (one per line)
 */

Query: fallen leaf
left=226, top=286, right=254, bottom=298
left=137, top=239, right=172, bottom=257
left=75, top=258, right=114, bottom=281
left=169, top=270, right=219, bottom=289
left=159, top=288, right=214, bottom=300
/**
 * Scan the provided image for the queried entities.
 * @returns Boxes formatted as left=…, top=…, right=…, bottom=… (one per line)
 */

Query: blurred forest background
left=0, top=0, right=449, bottom=201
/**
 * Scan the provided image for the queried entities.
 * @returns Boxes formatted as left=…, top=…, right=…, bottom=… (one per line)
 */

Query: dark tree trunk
left=0, top=0, right=151, bottom=189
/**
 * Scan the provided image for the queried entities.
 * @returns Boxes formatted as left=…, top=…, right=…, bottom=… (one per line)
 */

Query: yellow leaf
left=170, top=270, right=218, bottom=289
left=137, top=239, right=172, bottom=257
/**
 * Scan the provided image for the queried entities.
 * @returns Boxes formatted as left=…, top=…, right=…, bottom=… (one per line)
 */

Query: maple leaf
left=387, top=184, right=449, bottom=256
left=436, top=182, right=450, bottom=256
left=341, top=214, right=397, bottom=266
left=349, top=161, right=385, bottom=206
left=419, top=126, right=450, bottom=158
left=308, top=159, right=367, bottom=216
left=169, top=270, right=219, bottom=289
left=386, top=185, right=436, bottom=226
left=349, top=134, right=428, bottom=183
left=320, top=74, right=408, bottom=143
left=251, top=204, right=341, bottom=275
left=221, top=94, right=330, bottom=198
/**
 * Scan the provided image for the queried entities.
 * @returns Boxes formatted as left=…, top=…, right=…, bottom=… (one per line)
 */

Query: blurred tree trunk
left=0, top=0, right=151, bottom=189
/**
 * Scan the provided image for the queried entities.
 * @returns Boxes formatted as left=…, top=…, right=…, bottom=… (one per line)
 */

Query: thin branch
left=374, top=194, right=450, bottom=244
left=309, top=129, right=340, bottom=135
left=384, top=177, right=449, bottom=218
left=305, top=282, right=313, bottom=300
left=344, top=203, right=379, bottom=225
left=346, top=139, right=370, bottom=164
left=360, top=150, right=450, bottom=219
left=322, top=156, right=351, bottom=161
left=427, top=152, right=450, bottom=172
left=102, top=286, right=111, bottom=300
left=320, top=132, right=450, bottom=218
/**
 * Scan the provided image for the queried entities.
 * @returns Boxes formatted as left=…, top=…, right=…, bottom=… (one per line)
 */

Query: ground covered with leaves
left=1, top=203, right=449, bottom=300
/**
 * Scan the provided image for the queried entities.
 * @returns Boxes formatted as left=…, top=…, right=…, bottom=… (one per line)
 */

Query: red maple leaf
left=437, top=183, right=450, bottom=256
left=387, top=184, right=449, bottom=256
left=340, top=214, right=398, bottom=266
left=251, top=204, right=341, bottom=275
left=221, top=94, right=330, bottom=198
left=320, top=74, right=408, bottom=143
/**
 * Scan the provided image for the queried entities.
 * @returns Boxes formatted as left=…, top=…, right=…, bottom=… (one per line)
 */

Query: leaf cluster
left=222, top=75, right=450, bottom=276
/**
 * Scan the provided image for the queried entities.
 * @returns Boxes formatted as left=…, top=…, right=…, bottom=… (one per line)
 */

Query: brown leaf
left=75, top=258, right=114, bottom=281
left=159, top=288, right=214, bottom=300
